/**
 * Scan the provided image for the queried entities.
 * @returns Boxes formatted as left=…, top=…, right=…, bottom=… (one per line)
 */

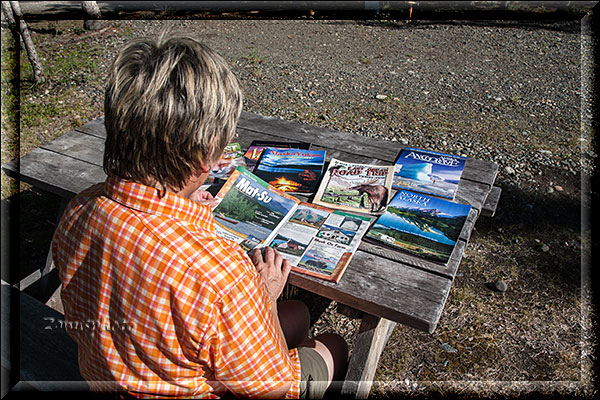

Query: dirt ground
left=1, top=11, right=598, bottom=399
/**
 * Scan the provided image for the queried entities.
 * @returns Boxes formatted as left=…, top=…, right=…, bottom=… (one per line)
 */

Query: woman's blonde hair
left=103, top=33, right=243, bottom=192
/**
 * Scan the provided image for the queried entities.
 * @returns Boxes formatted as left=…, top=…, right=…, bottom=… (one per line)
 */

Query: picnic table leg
left=340, top=313, right=396, bottom=399
left=18, top=198, right=69, bottom=304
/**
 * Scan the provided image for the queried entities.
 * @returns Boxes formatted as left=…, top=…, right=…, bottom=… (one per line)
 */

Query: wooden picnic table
left=3, top=111, right=500, bottom=398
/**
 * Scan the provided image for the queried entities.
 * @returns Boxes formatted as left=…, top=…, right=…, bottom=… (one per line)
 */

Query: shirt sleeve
left=206, top=261, right=301, bottom=399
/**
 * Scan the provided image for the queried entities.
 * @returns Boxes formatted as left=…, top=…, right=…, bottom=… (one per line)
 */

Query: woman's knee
left=278, top=300, right=311, bottom=348
left=305, top=333, right=348, bottom=382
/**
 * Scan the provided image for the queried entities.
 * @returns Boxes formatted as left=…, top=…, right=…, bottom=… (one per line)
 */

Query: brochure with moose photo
left=253, top=148, right=326, bottom=194
left=365, top=190, right=471, bottom=265
left=212, top=167, right=372, bottom=282
left=313, top=158, right=394, bottom=216
left=392, top=148, right=466, bottom=200
left=243, top=140, right=311, bottom=172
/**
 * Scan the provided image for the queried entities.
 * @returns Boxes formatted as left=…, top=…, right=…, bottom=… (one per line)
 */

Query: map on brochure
left=267, top=203, right=372, bottom=282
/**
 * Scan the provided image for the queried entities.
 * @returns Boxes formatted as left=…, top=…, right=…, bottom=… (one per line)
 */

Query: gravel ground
left=3, top=16, right=597, bottom=399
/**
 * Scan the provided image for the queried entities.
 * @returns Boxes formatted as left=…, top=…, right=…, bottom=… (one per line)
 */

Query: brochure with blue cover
left=254, top=147, right=326, bottom=194
left=392, top=148, right=466, bottom=199
left=366, top=190, right=471, bottom=264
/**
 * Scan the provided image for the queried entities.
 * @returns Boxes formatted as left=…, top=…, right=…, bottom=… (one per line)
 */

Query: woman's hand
left=189, top=189, right=218, bottom=207
left=249, top=247, right=291, bottom=302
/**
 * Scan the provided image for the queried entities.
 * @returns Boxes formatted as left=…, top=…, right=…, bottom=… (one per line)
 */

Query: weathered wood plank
left=68, top=113, right=499, bottom=188
left=341, top=314, right=396, bottom=399
left=74, top=115, right=105, bottom=138
left=2, top=148, right=105, bottom=199
left=289, top=250, right=452, bottom=333
left=237, top=111, right=498, bottom=186
left=481, top=185, right=502, bottom=217
left=40, top=129, right=104, bottom=167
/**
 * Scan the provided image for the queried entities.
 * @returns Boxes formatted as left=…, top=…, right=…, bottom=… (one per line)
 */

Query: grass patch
left=243, top=51, right=268, bottom=64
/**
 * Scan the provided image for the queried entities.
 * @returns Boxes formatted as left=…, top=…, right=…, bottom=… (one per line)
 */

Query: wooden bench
left=2, top=112, right=500, bottom=398
left=1, top=280, right=89, bottom=392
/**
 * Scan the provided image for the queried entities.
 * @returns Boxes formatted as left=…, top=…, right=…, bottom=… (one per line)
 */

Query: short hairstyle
left=103, top=34, right=243, bottom=193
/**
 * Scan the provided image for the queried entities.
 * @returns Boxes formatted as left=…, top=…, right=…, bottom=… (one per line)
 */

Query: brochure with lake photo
left=365, top=190, right=471, bottom=264
left=212, top=167, right=372, bottom=282
left=392, top=148, right=466, bottom=200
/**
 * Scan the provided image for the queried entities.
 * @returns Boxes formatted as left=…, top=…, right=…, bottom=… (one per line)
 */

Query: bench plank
left=2, top=148, right=106, bottom=199
left=1, top=281, right=88, bottom=390
left=40, top=129, right=105, bottom=167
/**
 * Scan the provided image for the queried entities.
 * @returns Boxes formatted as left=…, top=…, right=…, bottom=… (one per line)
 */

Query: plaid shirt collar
left=103, top=175, right=215, bottom=231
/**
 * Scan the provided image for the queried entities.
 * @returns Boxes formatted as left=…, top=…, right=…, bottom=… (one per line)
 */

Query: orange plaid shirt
left=52, top=176, right=301, bottom=399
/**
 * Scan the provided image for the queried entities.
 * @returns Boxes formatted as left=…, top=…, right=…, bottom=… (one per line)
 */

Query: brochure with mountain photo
left=392, top=148, right=466, bottom=200
left=212, top=167, right=372, bottom=282
left=313, top=158, right=394, bottom=215
left=365, top=190, right=471, bottom=265
left=254, top=147, right=326, bottom=194
left=243, top=140, right=311, bottom=172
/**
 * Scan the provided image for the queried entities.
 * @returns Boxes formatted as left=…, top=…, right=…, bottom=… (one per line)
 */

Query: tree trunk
left=82, top=1, right=102, bottom=31
left=9, top=1, right=44, bottom=83
left=2, top=1, right=16, bottom=25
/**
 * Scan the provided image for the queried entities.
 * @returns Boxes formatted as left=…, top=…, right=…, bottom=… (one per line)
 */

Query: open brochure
left=212, top=167, right=373, bottom=282
left=392, top=148, right=466, bottom=200
left=365, top=190, right=471, bottom=265
left=313, top=158, right=394, bottom=215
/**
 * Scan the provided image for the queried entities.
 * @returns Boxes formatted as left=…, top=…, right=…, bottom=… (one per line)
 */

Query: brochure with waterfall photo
left=392, top=148, right=466, bottom=200
left=313, top=158, right=394, bottom=215
left=212, top=167, right=372, bottom=282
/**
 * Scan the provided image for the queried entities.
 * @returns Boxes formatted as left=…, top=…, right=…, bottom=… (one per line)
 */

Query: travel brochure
left=392, top=148, right=466, bottom=199
left=207, top=142, right=474, bottom=281
left=253, top=147, right=326, bottom=194
left=206, top=142, right=246, bottom=184
left=365, top=190, right=472, bottom=264
left=211, top=167, right=372, bottom=282
left=243, top=140, right=311, bottom=172
left=313, top=158, right=394, bottom=215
